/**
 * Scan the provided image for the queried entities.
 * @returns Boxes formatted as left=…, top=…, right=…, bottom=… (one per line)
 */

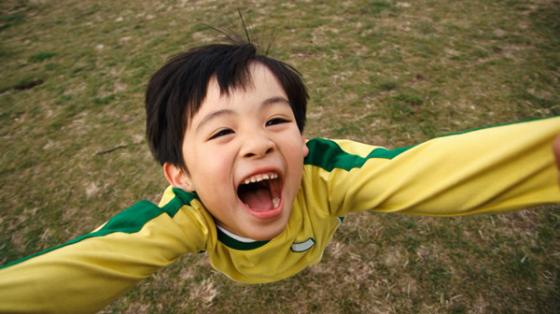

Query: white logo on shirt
left=291, top=237, right=315, bottom=252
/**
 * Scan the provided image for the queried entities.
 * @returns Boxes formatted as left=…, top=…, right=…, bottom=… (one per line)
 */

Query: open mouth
left=237, top=172, right=282, bottom=215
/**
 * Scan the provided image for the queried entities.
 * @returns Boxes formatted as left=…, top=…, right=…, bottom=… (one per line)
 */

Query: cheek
left=190, top=146, right=233, bottom=183
left=289, top=136, right=308, bottom=159
left=281, top=137, right=307, bottom=171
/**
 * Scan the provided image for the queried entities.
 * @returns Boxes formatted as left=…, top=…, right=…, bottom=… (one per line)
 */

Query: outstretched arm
left=0, top=194, right=206, bottom=314
left=307, top=117, right=560, bottom=217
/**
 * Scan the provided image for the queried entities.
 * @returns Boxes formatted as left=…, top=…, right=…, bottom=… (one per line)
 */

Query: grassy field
left=1, top=0, right=559, bottom=312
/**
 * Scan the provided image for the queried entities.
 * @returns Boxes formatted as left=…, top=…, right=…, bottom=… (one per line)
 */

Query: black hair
left=145, top=42, right=308, bottom=168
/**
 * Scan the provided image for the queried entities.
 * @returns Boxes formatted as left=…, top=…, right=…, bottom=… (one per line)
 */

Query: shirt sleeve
left=0, top=193, right=207, bottom=313
left=305, top=117, right=560, bottom=217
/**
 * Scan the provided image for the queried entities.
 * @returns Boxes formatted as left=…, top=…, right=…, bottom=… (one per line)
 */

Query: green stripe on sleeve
left=303, top=117, right=557, bottom=172
left=304, top=138, right=412, bottom=171
left=1, top=194, right=188, bottom=270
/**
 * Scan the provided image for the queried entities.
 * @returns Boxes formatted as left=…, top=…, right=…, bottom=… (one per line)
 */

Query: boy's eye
left=266, top=117, right=290, bottom=127
left=209, top=128, right=234, bottom=140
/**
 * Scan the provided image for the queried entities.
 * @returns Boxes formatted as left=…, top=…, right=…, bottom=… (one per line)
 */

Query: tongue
left=240, top=186, right=273, bottom=212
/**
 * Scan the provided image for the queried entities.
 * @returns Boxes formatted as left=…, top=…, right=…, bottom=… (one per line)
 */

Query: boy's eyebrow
left=261, top=96, right=290, bottom=107
left=195, top=109, right=235, bottom=132
left=195, top=96, right=290, bottom=132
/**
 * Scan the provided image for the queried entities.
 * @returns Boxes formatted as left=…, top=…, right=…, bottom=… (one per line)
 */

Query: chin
left=245, top=217, right=289, bottom=241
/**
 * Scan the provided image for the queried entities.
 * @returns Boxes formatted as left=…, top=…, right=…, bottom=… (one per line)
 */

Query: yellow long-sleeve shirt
left=1, top=117, right=559, bottom=313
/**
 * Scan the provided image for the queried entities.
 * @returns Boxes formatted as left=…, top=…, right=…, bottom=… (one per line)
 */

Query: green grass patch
left=377, top=80, right=398, bottom=91
left=506, top=251, right=537, bottom=281
left=367, top=0, right=395, bottom=15
left=0, top=12, right=25, bottom=31
left=93, top=94, right=116, bottom=106
left=29, top=51, right=57, bottom=63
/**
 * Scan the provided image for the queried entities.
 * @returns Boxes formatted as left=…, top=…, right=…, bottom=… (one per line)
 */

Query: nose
left=240, top=133, right=275, bottom=159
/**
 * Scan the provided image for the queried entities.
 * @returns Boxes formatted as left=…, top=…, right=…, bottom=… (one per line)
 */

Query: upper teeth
left=243, top=172, right=278, bottom=185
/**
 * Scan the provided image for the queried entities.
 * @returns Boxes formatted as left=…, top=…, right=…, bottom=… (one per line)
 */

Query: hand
left=554, top=135, right=560, bottom=184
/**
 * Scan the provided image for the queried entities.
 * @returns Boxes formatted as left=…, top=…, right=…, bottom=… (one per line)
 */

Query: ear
left=163, top=162, right=195, bottom=192
left=302, top=136, right=309, bottom=157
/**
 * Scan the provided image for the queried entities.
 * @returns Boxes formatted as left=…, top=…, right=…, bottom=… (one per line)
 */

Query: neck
left=216, top=225, right=257, bottom=243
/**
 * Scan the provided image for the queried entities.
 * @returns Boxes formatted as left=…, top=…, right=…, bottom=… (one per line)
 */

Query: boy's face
left=171, top=63, right=308, bottom=240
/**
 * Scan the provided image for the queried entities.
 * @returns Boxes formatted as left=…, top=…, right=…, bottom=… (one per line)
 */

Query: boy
left=1, top=42, right=559, bottom=313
